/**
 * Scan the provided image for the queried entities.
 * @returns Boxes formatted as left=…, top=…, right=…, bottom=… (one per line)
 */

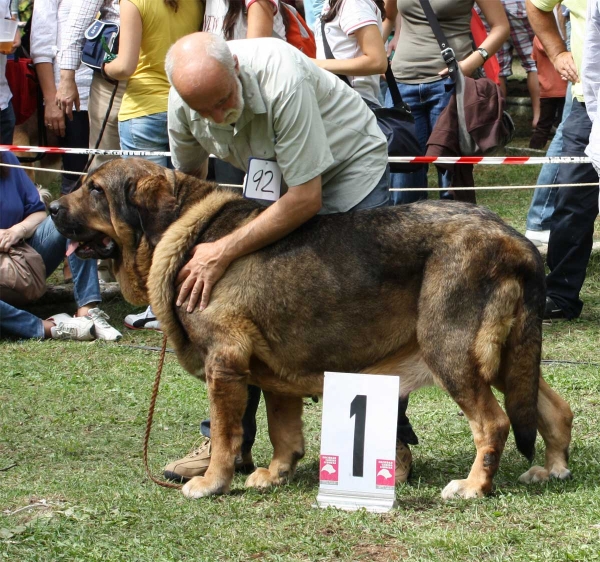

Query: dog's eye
left=89, top=182, right=104, bottom=195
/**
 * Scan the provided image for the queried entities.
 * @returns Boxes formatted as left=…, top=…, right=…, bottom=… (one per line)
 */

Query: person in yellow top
left=104, top=0, right=204, bottom=166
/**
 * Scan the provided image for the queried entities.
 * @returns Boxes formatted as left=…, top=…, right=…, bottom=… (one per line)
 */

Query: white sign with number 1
left=316, top=372, right=399, bottom=513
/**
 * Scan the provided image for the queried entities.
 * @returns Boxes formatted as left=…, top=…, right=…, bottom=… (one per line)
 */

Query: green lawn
left=1, top=161, right=599, bottom=561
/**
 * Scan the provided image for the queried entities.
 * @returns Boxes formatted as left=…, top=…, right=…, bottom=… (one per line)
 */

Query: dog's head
left=50, top=158, right=213, bottom=305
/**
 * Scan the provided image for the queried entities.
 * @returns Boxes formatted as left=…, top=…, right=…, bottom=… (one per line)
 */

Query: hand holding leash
left=175, top=242, right=231, bottom=313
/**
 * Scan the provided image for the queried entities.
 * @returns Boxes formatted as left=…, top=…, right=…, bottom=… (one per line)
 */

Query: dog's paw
left=518, top=466, right=549, bottom=484
left=245, top=467, right=279, bottom=490
left=182, top=476, right=228, bottom=498
left=549, top=466, right=572, bottom=480
left=441, top=479, right=485, bottom=500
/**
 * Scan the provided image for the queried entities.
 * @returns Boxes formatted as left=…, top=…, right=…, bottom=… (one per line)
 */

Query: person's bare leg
left=528, top=71, right=541, bottom=128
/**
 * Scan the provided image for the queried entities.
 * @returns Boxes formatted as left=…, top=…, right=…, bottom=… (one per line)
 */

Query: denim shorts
left=118, top=112, right=171, bottom=167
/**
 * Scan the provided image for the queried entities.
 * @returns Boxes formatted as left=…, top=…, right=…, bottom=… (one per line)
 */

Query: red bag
left=5, top=57, right=38, bottom=125
left=470, top=9, right=500, bottom=85
left=282, top=3, right=316, bottom=58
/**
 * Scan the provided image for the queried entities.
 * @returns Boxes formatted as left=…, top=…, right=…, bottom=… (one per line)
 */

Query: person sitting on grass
left=0, top=152, right=122, bottom=341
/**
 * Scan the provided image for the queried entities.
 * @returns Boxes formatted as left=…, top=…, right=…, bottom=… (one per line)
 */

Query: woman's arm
left=246, top=0, right=276, bottom=38
left=458, top=0, right=509, bottom=77
left=314, top=24, right=388, bottom=75
left=382, top=0, right=397, bottom=39
left=0, top=211, right=47, bottom=253
left=103, top=0, right=143, bottom=81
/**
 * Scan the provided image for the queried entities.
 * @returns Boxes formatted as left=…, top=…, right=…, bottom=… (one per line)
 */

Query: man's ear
left=129, top=175, right=178, bottom=246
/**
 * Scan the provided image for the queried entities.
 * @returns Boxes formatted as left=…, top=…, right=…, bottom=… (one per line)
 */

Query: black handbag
left=320, top=20, right=425, bottom=173
left=81, top=19, right=120, bottom=72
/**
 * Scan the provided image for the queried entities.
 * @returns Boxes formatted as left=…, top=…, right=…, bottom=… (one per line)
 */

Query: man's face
left=191, top=72, right=244, bottom=126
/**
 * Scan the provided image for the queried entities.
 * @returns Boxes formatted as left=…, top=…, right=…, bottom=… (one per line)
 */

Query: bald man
left=166, top=32, right=389, bottom=313
left=162, top=33, right=418, bottom=487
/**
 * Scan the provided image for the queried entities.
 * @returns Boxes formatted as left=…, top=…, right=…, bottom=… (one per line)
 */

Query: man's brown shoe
left=163, top=438, right=255, bottom=483
left=395, top=441, right=412, bottom=484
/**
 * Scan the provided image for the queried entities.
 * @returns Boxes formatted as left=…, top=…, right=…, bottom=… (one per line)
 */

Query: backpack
left=281, top=3, right=316, bottom=58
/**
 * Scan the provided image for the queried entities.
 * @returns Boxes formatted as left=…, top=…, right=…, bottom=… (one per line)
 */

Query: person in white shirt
left=30, top=0, right=93, bottom=195
left=0, top=0, right=20, bottom=144
left=313, top=0, right=388, bottom=107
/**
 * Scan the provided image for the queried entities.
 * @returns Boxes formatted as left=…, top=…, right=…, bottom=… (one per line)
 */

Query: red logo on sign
left=376, top=459, right=395, bottom=489
left=320, top=455, right=339, bottom=484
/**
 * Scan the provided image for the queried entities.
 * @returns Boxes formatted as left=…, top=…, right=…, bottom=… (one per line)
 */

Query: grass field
left=1, top=160, right=599, bottom=561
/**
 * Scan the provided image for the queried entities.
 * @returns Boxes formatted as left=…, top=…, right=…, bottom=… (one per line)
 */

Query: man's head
left=166, top=32, right=244, bottom=125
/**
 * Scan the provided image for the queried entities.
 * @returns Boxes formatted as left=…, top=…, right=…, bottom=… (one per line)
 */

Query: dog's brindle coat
left=50, top=158, right=573, bottom=499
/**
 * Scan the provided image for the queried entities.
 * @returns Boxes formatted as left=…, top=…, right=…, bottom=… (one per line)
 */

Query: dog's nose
left=49, top=200, right=61, bottom=217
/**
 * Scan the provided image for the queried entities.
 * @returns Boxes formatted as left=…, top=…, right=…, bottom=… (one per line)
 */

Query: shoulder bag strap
left=417, top=0, right=460, bottom=82
left=320, top=18, right=352, bottom=87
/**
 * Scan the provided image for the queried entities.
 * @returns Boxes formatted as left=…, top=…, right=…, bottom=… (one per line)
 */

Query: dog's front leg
left=246, top=391, right=305, bottom=490
left=182, top=352, right=248, bottom=499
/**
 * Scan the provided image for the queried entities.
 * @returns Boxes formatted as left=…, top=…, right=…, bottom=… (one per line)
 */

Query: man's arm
left=525, top=0, right=578, bottom=82
left=56, top=0, right=108, bottom=117
left=176, top=177, right=322, bottom=311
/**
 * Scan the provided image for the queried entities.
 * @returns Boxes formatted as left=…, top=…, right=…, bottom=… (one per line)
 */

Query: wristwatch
left=477, top=47, right=490, bottom=63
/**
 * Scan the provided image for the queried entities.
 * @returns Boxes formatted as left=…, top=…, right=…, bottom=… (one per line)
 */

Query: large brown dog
left=50, top=158, right=573, bottom=500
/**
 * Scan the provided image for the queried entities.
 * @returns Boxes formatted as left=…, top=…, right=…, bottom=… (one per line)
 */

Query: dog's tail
left=476, top=271, right=541, bottom=462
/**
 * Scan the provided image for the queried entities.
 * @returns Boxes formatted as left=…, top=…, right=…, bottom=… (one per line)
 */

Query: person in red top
left=529, top=35, right=568, bottom=149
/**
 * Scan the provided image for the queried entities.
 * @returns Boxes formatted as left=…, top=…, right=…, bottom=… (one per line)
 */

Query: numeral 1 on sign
left=350, top=395, right=367, bottom=477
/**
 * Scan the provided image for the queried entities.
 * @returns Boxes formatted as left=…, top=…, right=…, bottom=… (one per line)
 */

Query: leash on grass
left=143, top=333, right=183, bottom=490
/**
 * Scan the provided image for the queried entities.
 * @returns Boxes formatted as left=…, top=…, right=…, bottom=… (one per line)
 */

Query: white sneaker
left=525, top=229, right=550, bottom=247
left=124, top=305, right=161, bottom=331
left=87, top=308, right=122, bottom=341
left=49, top=315, right=96, bottom=341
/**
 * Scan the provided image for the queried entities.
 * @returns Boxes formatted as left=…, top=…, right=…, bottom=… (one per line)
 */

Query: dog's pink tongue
left=66, top=241, right=80, bottom=257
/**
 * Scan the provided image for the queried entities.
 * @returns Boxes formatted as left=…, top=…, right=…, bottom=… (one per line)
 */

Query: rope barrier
left=4, top=164, right=594, bottom=193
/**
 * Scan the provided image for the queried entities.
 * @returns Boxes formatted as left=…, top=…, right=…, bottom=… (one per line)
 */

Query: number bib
left=243, top=158, right=283, bottom=202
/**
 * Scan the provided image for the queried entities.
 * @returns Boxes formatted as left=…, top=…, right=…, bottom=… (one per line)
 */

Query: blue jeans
left=546, top=100, right=599, bottom=318
left=0, top=102, right=15, bottom=145
left=119, top=112, right=171, bottom=167
left=0, top=217, right=101, bottom=339
left=526, top=83, right=573, bottom=232
left=385, top=78, right=454, bottom=205
left=350, top=167, right=391, bottom=210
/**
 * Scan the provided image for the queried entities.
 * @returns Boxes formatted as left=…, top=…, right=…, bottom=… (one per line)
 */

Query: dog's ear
left=129, top=175, right=178, bottom=246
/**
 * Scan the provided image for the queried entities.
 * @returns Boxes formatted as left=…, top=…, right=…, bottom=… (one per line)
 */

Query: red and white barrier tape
left=388, top=155, right=592, bottom=165
left=0, top=145, right=171, bottom=157
left=0, top=145, right=593, bottom=165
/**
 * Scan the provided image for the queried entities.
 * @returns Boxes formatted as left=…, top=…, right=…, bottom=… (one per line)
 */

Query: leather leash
left=143, top=333, right=183, bottom=490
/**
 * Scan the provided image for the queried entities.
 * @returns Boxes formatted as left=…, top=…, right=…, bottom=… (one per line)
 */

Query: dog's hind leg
left=519, top=376, right=573, bottom=484
left=439, top=382, right=511, bottom=499
left=182, top=346, right=250, bottom=499
left=246, top=391, right=305, bottom=491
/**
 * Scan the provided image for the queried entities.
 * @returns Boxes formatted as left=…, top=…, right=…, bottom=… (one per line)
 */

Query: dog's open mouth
left=67, top=235, right=117, bottom=260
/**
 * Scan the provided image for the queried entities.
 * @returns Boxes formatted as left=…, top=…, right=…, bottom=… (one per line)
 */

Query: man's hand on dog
left=176, top=241, right=232, bottom=312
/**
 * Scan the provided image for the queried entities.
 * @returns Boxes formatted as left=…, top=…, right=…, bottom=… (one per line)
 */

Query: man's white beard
left=207, top=75, right=244, bottom=125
